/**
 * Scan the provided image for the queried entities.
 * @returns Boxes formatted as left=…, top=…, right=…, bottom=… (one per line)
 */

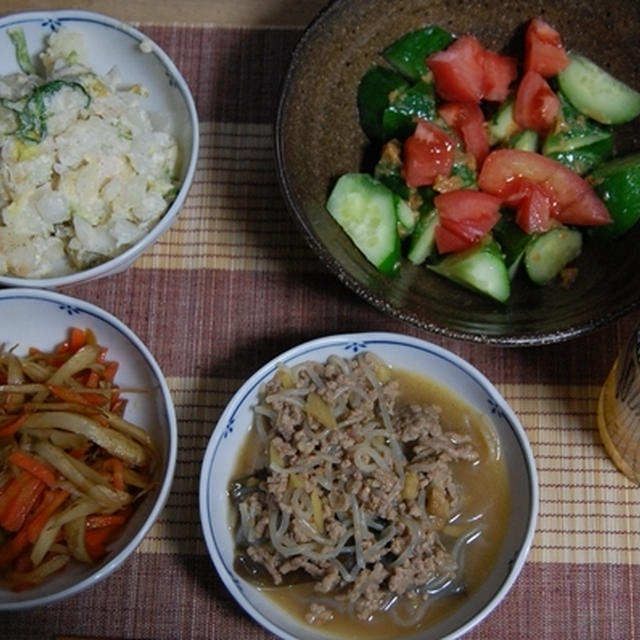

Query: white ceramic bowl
left=199, top=332, right=538, bottom=640
left=0, top=10, right=199, bottom=288
left=0, top=288, right=178, bottom=610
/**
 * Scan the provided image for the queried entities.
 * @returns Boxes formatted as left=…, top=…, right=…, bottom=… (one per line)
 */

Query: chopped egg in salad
left=0, top=28, right=180, bottom=278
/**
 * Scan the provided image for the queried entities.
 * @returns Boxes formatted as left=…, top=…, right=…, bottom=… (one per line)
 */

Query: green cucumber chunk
left=407, top=208, right=438, bottom=265
left=558, top=53, right=640, bottom=124
left=382, top=26, right=454, bottom=82
left=524, top=227, right=582, bottom=285
left=357, top=66, right=409, bottom=142
left=428, top=239, right=510, bottom=303
left=488, top=99, right=518, bottom=146
left=590, top=153, right=640, bottom=239
left=395, top=196, right=418, bottom=236
left=492, top=215, right=531, bottom=279
left=326, top=173, right=401, bottom=275
left=543, top=93, right=613, bottom=174
left=509, top=130, right=539, bottom=152
left=382, top=80, right=437, bottom=140
left=374, top=140, right=411, bottom=200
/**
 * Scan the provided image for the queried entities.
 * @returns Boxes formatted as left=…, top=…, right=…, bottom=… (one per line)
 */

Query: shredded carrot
left=25, top=489, right=69, bottom=543
left=86, top=511, right=130, bottom=530
left=103, top=458, right=125, bottom=491
left=0, top=474, right=45, bottom=532
left=8, top=450, right=57, bottom=489
left=0, top=412, right=29, bottom=438
left=0, top=474, right=28, bottom=517
left=84, top=369, right=101, bottom=389
left=48, top=385, right=108, bottom=407
left=0, top=527, right=30, bottom=568
left=69, top=327, right=87, bottom=353
left=84, top=524, right=122, bottom=561
left=103, top=361, right=119, bottom=383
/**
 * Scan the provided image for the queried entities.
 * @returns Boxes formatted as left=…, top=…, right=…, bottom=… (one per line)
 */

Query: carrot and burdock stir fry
left=0, top=328, right=157, bottom=590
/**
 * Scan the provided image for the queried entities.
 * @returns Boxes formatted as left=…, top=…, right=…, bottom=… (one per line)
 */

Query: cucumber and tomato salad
left=326, top=17, right=640, bottom=302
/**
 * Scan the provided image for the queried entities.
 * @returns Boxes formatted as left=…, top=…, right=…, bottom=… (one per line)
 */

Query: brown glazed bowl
left=275, top=0, right=640, bottom=346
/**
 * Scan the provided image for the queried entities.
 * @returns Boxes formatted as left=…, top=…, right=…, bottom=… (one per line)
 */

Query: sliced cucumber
left=558, top=53, right=640, bottom=124
left=524, top=227, right=582, bottom=285
left=326, top=173, right=401, bottom=275
left=590, top=153, right=640, bottom=239
left=543, top=93, right=613, bottom=174
left=488, top=99, right=518, bottom=146
left=429, top=239, right=510, bottom=303
left=382, top=26, right=454, bottom=82
left=357, top=66, right=409, bottom=142
left=395, top=195, right=418, bottom=237
left=374, top=140, right=411, bottom=200
left=492, top=215, right=531, bottom=280
left=383, top=80, right=437, bottom=140
left=407, top=208, right=438, bottom=265
left=509, top=129, right=539, bottom=152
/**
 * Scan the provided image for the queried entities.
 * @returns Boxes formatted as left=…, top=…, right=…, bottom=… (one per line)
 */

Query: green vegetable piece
left=590, top=153, right=640, bottom=239
left=326, top=173, right=402, bottom=275
left=429, top=239, right=510, bottom=303
left=383, top=26, right=454, bottom=82
left=492, top=214, right=531, bottom=279
left=558, top=53, right=640, bottom=124
left=407, top=208, right=438, bottom=265
left=382, top=80, right=437, bottom=140
left=543, top=93, right=612, bottom=174
left=1, top=80, right=91, bottom=143
left=509, top=130, right=539, bottom=152
left=524, top=227, right=582, bottom=285
left=374, top=139, right=413, bottom=199
left=7, top=27, right=33, bottom=74
left=395, top=195, right=418, bottom=236
left=357, top=66, right=409, bottom=142
left=488, top=99, right=518, bottom=146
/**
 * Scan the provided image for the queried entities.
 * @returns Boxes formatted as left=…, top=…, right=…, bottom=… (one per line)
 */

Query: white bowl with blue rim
left=199, top=331, right=538, bottom=640
left=0, top=288, right=177, bottom=610
left=0, top=10, right=198, bottom=288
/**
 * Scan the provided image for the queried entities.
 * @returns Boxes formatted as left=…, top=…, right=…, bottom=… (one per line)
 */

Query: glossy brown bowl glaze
left=275, top=0, right=640, bottom=346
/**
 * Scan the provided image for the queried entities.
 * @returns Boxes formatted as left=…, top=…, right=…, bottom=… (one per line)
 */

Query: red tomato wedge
left=438, top=102, right=490, bottom=168
left=402, top=119, right=456, bottom=187
left=478, top=149, right=612, bottom=227
left=514, top=70, right=560, bottom=134
left=427, top=35, right=517, bottom=103
left=524, top=17, right=570, bottom=77
left=434, top=189, right=501, bottom=253
left=426, top=36, right=485, bottom=102
left=482, top=49, right=518, bottom=101
left=514, top=182, right=560, bottom=233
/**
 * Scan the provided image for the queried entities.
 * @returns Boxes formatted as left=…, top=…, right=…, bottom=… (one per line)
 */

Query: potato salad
left=0, top=28, right=180, bottom=278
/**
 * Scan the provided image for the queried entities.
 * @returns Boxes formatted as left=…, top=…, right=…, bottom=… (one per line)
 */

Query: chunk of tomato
left=402, top=119, right=456, bottom=187
left=513, top=182, right=560, bottom=233
left=482, top=49, right=518, bottom=101
left=524, top=17, right=570, bottom=77
left=434, top=189, right=501, bottom=253
left=514, top=70, right=560, bottom=134
left=434, top=223, right=473, bottom=254
left=478, top=149, right=612, bottom=227
left=426, top=35, right=485, bottom=102
left=438, top=101, right=490, bottom=168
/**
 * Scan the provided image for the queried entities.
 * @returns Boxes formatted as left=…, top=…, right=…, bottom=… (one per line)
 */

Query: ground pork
left=233, top=352, right=480, bottom=624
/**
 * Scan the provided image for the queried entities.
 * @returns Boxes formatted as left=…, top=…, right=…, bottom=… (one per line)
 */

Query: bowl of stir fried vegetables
left=0, top=10, right=198, bottom=288
left=276, top=0, right=640, bottom=345
left=0, top=288, right=177, bottom=609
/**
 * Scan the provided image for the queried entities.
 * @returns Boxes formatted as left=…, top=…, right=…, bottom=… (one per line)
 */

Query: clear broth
left=231, top=365, right=510, bottom=639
